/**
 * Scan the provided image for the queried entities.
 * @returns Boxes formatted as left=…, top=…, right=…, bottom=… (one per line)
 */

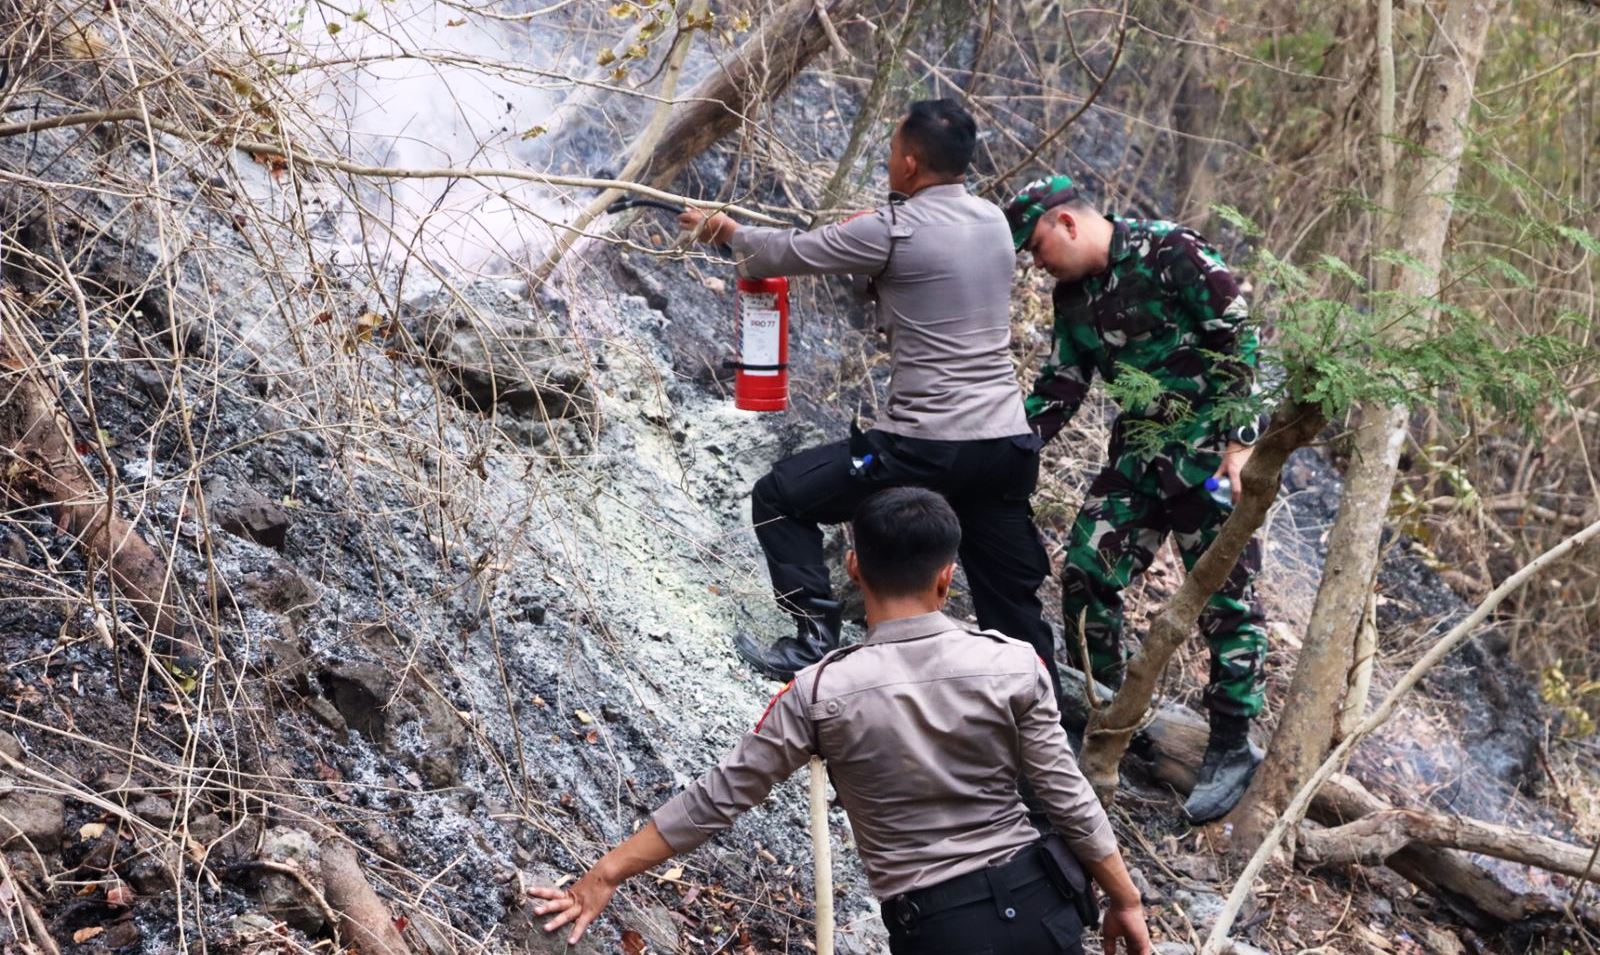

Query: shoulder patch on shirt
left=754, top=681, right=793, bottom=734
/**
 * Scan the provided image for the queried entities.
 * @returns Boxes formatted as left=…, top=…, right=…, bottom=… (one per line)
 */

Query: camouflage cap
left=1003, top=174, right=1080, bottom=251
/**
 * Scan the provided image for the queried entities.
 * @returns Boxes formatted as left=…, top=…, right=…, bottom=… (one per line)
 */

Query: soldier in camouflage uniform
left=1004, top=175, right=1269, bottom=822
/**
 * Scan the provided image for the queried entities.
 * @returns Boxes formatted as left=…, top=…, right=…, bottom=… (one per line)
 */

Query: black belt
left=883, top=845, right=1054, bottom=932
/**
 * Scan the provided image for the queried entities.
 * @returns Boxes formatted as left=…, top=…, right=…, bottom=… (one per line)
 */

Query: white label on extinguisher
left=741, top=307, right=782, bottom=377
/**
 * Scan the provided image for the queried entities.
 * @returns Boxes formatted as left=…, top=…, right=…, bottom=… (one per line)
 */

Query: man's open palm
left=527, top=872, right=618, bottom=945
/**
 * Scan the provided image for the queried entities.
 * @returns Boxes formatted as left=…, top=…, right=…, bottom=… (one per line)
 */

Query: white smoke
left=253, top=0, right=587, bottom=273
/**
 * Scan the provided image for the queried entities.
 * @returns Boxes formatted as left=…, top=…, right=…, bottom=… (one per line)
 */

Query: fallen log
left=1299, top=808, right=1600, bottom=882
left=1057, top=669, right=1562, bottom=930
left=0, top=337, right=185, bottom=645
left=321, top=842, right=412, bottom=955
left=1308, top=771, right=1536, bottom=929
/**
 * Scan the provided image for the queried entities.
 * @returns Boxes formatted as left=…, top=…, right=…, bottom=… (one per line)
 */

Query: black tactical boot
left=733, top=599, right=842, bottom=683
left=1183, top=713, right=1263, bottom=823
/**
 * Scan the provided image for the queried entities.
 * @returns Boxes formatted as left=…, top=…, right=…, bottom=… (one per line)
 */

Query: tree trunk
left=637, top=0, right=875, bottom=189
left=1371, top=0, right=1399, bottom=291
left=1077, top=402, right=1327, bottom=800
left=1226, top=0, right=1501, bottom=855
left=1173, top=0, right=1219, bottom=230
left=1229, top=404, right=1405, bottom=843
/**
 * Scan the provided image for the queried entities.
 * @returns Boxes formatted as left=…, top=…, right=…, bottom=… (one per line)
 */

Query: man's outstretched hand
left=678, top=208, right=739, bottom=245
left=528, top=869, right=619, bottom=945
left=525, top=820, right=675, bottom=945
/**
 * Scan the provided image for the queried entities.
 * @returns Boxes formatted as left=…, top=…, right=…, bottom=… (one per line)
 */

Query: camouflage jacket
left=1025, top=216, right=1261, bottom=453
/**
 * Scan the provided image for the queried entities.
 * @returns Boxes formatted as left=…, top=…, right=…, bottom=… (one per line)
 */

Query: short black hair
left=851, top=487, right=961, bottom=597
left=898, top=99, right=977, bottom=177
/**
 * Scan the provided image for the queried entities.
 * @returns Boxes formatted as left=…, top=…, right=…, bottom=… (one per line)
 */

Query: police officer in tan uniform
left=679, top=99, right=1058, bottom=690
left=530, top=488, right=1151, bottom=954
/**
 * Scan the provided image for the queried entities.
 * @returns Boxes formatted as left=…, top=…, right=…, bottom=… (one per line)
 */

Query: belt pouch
left=1040, top=836, right=1100, bottom=926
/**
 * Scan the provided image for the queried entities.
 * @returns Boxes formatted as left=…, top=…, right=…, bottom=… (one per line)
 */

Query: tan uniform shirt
left=728, top=184, right=1030, bottom=442
left=653, top=612, right=1116, bottom=899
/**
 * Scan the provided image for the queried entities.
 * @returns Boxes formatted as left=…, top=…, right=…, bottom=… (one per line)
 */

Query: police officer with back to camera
left=679, top=99, right=1059, bottom=692
left=530, top=488, right=1152, bottom=954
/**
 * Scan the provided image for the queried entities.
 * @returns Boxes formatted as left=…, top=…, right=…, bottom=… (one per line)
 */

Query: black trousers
left=884, top=859, right=1087, bottom=955
left=751, top=429, right=1058, bottom=689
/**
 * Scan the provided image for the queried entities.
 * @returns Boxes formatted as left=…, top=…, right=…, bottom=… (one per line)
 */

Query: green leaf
left=1473, top=154, right=1541, bottom=197
left=1314, top=253, right=1366, bottom=288
left=1373, top=248, right=1437, bottom=278
left=1254, top=248, right=1310, bottom=291
left=1465, top=253, right=1535, bottom=290
left=1211, top=203, right=1262, bottom=238
left=165, top=660, right=198, bottom=694
left=1552, top=224, right=1600, bottom=257
left=1104, top=363, right=1166, bottom=412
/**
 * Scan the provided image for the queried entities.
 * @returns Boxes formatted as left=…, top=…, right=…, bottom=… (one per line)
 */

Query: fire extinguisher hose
left=606, top=196, right=736, bottom=255
left=605, top=197, right=686, bottom=216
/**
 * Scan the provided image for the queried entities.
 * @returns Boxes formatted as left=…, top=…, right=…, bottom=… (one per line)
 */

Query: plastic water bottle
left=1204, top=476, right=1233, bottom=509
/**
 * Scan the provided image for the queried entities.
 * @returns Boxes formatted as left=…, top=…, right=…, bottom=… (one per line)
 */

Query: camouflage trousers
left=1060, top=441, right=1267, bottom=719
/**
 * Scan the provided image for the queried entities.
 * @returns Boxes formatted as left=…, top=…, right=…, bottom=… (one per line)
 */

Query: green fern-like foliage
left=1106, top=195, right=1588, bottom=454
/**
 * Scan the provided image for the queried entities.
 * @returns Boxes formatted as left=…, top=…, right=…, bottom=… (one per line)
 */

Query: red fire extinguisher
left=606, top=196, right=790, bottom=413
left=604, top=195, right=793, bottom=412
left=730, top=276, right=789, bottom=412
